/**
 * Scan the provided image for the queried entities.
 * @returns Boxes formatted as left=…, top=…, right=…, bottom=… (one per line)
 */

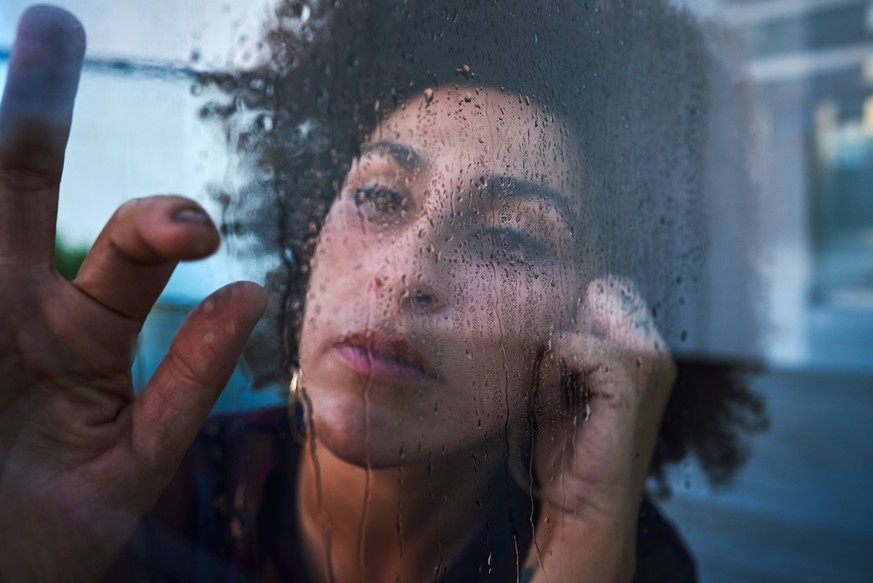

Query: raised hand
left=524, top=276, right=676, bottom=582
left=0, top=6, right=266, bottom=581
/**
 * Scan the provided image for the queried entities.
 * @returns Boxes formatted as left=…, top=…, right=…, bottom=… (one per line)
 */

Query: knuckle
left=164, top=349, right=214, bottom=393
left=107, top=198, right=168, bottom=263
left=0, top=167, right=59, bottom=192
left=114, top=197, right=143, bottom=218
left=139, top=433, right=183, bottom=478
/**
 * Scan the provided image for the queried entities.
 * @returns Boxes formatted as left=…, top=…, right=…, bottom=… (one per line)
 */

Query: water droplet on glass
left=299, top=3, right=311, bottom=23
left=256, top=113, right=274, bottom=132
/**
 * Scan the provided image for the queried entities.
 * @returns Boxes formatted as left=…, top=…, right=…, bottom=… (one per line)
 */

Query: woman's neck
left=296, top=436, right=520, bottom=583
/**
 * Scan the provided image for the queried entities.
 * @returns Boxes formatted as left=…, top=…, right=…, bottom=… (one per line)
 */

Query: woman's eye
left=353, top=185, right=408, bottom=215
left=487, top=227, right=544, bottom=264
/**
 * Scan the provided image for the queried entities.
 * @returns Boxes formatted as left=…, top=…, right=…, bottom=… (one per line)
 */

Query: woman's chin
left=308, top=396, right=420, bottom=468
left=307, top=394, right=484, bottom=469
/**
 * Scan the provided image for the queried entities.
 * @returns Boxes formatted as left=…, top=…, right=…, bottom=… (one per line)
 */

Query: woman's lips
left=334, top=329, right=440, bottom=385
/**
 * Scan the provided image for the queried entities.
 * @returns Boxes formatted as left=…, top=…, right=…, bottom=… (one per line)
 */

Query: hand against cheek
left=0, top=8, right=266, bottom=582
left=524, top=277, right=676, bottom=582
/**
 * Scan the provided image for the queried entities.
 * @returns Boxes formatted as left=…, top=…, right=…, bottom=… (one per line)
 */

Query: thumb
left=131, top=281, right=267, bottom=480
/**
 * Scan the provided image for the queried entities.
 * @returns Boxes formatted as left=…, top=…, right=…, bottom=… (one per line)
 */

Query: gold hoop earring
left=288, top=366, right=307, bottom=444
left=289, top=367, right=305, bottom=405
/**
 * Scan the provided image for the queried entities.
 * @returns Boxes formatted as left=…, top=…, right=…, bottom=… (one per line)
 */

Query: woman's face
left=299, top=86, right=589, bottom=467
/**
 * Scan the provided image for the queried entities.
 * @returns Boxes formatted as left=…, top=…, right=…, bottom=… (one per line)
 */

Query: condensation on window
left=3, top=0, right=870, bottom=581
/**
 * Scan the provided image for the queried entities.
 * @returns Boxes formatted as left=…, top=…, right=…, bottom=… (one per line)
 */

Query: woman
left=0, top=2, right=763, bottom=582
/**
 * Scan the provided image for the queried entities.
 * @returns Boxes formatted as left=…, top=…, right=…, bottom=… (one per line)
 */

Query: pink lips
left=334, top=329, right=439, bottom=385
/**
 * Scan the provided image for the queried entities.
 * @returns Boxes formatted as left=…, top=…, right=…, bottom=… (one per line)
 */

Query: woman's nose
left=371, top=273, right=445, bottom=314
left=371, top=222, right=447, bottom=314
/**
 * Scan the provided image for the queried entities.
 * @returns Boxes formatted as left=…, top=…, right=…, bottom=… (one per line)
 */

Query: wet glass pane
left=0, top=1, right=871, bottom=581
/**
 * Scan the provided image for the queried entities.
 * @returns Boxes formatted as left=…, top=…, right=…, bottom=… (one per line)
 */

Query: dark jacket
left=108, top=407, right=696, bottom=582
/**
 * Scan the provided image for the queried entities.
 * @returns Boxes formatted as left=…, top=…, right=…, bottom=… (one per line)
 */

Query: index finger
left=0, top=5, right=85, bottom=264
left=577, top=276, right=669, bottom=356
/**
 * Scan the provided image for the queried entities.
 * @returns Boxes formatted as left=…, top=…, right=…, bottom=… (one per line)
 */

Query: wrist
left=523, top=500, right=638, bottom=583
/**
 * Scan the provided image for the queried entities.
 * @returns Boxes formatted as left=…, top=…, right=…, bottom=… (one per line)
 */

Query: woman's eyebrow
left=485, top=176, right=576, bottom=226
left=360, top=140, right=426, bottom=170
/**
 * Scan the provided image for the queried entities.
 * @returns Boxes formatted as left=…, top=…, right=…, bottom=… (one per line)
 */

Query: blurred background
left=1, top=0, right=871, bottom=580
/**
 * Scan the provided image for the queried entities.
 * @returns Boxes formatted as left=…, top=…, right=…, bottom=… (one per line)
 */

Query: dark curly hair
left=197, top=0, right=769, bottom=495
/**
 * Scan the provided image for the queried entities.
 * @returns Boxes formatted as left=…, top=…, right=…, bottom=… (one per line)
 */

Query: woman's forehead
left=362, top=86, right=584, bottom=211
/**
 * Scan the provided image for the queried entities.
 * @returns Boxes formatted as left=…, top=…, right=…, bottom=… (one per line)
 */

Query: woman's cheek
left=501, top=270, right=566, bottom=336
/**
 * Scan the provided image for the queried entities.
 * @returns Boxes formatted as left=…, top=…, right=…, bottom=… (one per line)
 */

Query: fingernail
left=172, top=207, right=212, bottom=227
